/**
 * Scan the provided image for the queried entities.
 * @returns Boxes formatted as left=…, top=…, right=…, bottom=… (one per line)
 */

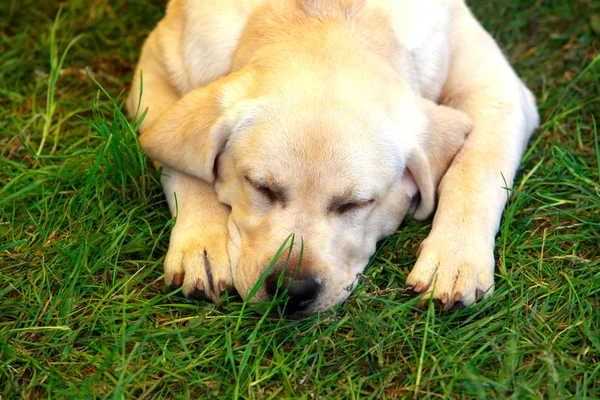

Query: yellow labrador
left=127, top=0, right=539, bottom=316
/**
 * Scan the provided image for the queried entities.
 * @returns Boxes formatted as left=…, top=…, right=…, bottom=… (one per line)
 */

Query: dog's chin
left=273, top=301, right=323, bottom=320
left=257, top=292, right=350, bottom=319
left=285, top=310, right=312, bottom=320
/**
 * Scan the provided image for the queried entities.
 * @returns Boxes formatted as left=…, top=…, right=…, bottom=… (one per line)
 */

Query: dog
left=126, top=0, right=539, bottom=317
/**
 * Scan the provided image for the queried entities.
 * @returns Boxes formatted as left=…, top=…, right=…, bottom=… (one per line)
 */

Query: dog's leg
left=406, top=3, right=540, bottom=307
left=127, top=31, right=180, bottom=132
left=160, top=166, right=232, bottom=300
left=127, top=32, right=232, bottom=301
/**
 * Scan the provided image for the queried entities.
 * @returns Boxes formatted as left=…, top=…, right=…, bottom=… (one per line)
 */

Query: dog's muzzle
left=265, top=270, right=320, bottom=316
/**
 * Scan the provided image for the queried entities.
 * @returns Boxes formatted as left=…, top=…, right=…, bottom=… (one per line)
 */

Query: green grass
left=1, top=0, right=599, bottom=398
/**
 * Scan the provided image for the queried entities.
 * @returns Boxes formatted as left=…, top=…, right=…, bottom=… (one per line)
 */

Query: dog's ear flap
left=139, top=72, right=257, bottom=182
left=404, top=99, right=472, bottom=220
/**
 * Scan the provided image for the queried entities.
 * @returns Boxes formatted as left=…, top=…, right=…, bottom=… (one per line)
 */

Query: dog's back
left=141, top=0, right=454, bottom=100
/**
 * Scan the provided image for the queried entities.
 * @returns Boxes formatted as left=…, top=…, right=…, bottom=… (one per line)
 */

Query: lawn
left=1, top=0, right=599, bottom=398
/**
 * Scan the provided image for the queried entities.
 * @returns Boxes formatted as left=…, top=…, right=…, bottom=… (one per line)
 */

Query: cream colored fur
left=127, top=0, right=539, bottom=313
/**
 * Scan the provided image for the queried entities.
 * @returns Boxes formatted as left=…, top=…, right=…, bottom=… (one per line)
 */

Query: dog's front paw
left=405, top=229, right=495, bottom=309
left=164, top=224, right=232, bottom=301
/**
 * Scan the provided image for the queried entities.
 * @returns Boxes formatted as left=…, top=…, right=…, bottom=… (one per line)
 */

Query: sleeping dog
left=127, top=0, right=539, bottom=317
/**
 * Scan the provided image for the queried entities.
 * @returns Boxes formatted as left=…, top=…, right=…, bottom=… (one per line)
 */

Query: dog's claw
left=169, top=272, right=185, bottom=292
left=173, top=272, right=184, bottom=286
left=440, top=293, right=450, bottom=305
left=413, top=282, right=426, bottom=293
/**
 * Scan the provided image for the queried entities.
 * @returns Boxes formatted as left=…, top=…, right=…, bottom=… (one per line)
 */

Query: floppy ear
left=139, top=71, right=257, bottom=182
left=404, top=100, right=472, bottom=220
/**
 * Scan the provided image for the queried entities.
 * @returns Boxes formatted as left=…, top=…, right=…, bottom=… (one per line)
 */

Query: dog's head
left=140, top=36, right=471, bottom=317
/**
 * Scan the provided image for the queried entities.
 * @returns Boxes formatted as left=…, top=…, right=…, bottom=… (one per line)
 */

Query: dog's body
left=127, top=0, right=539, bottom=316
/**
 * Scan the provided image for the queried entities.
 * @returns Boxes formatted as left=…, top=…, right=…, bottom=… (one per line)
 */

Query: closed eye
left=245, top=175, right=286, bottom=204
left=332, top=199, right=375, bottom=214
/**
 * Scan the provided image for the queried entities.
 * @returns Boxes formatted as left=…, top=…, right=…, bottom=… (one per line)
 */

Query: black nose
left=265, top=271, right=320, bottom=314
